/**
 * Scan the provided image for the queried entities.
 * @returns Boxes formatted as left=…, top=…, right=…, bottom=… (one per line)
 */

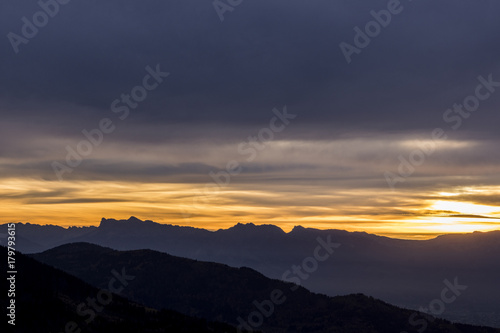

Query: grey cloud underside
left=1, top=0, right=500, bottom=128
left=1, top=0, right=500, bottom=184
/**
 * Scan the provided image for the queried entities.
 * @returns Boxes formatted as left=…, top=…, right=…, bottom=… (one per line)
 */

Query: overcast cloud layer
left=1, top=0, right=500, bottom=235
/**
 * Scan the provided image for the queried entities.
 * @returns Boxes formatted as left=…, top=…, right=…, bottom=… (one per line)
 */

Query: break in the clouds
left=1, top=0, right=500, bottom=236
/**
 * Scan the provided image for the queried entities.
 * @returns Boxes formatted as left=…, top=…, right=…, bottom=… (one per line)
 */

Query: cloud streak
left=0, top=0, right=499, bottom=236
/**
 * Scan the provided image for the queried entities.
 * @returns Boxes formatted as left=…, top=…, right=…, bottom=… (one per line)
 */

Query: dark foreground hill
left=0, top=246, right=242, bottom=333
left=4, top=218, right=500, bottom=327
left=32, top=242, right=500, bottom=333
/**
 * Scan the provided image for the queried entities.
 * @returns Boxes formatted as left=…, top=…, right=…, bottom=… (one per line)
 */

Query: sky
left=1, top=0, right=500, bottom=239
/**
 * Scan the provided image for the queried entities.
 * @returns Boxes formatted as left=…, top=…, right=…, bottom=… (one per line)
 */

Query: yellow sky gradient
left=2, top=178, right=500, bottom=239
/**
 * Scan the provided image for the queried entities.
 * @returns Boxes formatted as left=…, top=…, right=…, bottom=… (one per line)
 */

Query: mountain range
left=0, top=245, right=242, bottom=333
left=28, top=242, right=500, bottom=333
left=2, top=217, right=500, bottom=327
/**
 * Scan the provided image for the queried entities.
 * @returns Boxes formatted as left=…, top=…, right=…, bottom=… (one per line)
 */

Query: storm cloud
left=1, top=0, right=499, bottom=235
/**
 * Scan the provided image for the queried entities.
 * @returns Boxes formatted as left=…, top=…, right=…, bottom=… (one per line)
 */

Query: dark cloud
left=0, top=0, right=499, bottom=132
left=1, top=1, right=500, bottom=232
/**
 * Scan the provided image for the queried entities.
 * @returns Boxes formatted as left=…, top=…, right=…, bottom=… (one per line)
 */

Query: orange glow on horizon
left=1, top=178, right=500, bottom=240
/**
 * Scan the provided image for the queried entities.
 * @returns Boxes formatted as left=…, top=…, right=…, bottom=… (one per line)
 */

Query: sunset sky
left=1, top=0, right=500, bottom=239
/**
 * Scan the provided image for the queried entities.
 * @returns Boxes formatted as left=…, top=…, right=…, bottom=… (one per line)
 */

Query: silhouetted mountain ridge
left=0, top=245, right=243, bottom=333
left=2, top=218, right=500, bottom=327
left=31, top=242, right=500, bottom=333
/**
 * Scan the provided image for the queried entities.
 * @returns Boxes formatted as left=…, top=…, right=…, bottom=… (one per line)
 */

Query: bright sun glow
left=430, top=200, right=500, bottom=216
left=2, top=178, right=500, bottom=239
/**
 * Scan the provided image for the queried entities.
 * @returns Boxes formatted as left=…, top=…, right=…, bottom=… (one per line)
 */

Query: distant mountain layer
left=31, top=242, right=500, bottom=333
left=3, top=217, right=500, bottom=327
left=0, top=246, right=242, bottom=333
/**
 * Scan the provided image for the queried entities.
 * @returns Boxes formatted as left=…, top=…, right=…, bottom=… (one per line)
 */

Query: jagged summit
left=99, top=216, right=149, bottom=226
left=99, top=217, right=115, bottom=226
left=222, top=222, right=285, bottom=235
left=290, top=224, right=340, bottom=235
left=232, top=222, right=256, bottom=229
left=291, top=225, right=306, bottom=232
